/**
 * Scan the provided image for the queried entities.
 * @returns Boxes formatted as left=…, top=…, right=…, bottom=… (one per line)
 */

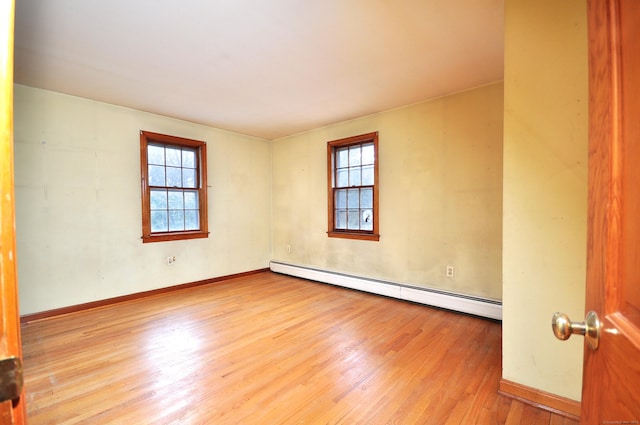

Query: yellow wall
left=502, top=0, right=587, bottom=400
left=13, top=85, right=272, bottom=315
left=272, top=83, right=503, bottom=300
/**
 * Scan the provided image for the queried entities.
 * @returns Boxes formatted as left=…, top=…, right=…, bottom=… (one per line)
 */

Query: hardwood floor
left=21, top=271, right=578, bottom=424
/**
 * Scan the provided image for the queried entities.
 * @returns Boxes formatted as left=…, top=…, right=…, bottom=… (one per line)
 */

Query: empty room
left=2, top=0, right=638, bottom=424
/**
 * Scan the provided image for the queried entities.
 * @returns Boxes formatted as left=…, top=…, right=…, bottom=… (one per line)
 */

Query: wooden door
left=583, top=0, right=640, bottom=422
left=0, top=0, right=26, bottom=424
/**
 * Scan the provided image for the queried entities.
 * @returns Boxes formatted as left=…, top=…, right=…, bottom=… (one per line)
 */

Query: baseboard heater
left=270, top=261, right=502, bottom=321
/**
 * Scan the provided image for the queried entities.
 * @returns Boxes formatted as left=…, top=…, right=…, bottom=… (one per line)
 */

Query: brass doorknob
left=551, top=311, right=601, bottom=350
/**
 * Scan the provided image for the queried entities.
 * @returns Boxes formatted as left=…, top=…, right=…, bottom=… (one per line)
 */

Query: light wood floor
left=21, top=271, right=578, bottom=424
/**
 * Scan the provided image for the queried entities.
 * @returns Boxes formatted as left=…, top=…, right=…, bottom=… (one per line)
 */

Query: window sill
left=327, top=231, right=380, bottom=241
left=142, top=231, right=209, bottom=243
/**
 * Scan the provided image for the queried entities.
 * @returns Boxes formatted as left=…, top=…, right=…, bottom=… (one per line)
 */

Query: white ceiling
left=14, top=0, right=504, bottom=140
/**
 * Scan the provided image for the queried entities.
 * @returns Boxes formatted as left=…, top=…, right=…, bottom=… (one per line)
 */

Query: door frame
left=0, top=0, right=26, bottom=423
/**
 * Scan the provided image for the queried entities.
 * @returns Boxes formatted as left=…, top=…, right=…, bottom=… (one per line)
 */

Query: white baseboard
left=270, top=261, right=502, bottom=321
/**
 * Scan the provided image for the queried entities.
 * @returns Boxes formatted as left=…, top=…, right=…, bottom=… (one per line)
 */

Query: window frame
left=327, top=131, right=380, bottom=241
left=140, top=130, right=209, bottom=243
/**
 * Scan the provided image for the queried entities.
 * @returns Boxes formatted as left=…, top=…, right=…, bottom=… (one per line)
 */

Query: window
left=327, top=132, right=379, bottom=241
left=140, top=131, right=208, bottom=243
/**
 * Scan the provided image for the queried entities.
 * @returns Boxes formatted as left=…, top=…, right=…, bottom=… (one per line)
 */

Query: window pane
left=184, top=191, right=198, bottom=209
left=360, top=188, right=373, bottom=208
left=349, top=167, right=361, bottom=186
left=166, top=147, right=181, bottom=167
left=141, top=131, right=208, bottom=242
left=182, top=149, right=196, bottom=168
left=362, top=165, right=374, bottom=186
left=337, top=169, right=348, bottom=188
left=148, top=144, right=165, bottom=165
left=347, top=210, right=360, bottom=230
left=182, top=168, right=196, bottom=188
left=335, top=209, right=347, bottom=229
left=337, top=148, right=349, bottom=168
left=148, top=165, right=165, bottom=186
left=169, top=210, right=185, bottom=231
left=362, top=143, right=374, bottom=165
left=150, top=189, right=167, bottom=210
left=166, top=167, right=182, bottom=187
left=151, top=211, right=168, bottom=232
left=361, top=210, right=373, bottom=230
left=168, top=191, right=184, bottom=209
left=335, top=189, right=347, bottom=208
left=185, top=210, right=199, bottom=230
left=347, top=188, right=359, bottom=209
left=349, top=146, right=361, bottom=166
left=327, top=133, right=377, bottom=239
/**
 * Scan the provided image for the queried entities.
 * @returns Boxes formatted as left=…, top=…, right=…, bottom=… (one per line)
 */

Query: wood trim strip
left=20, top=268, right=270, bottom=324
left=1, top=0, right=28, bottom=421
left=498, top=379, right=581, bottom=421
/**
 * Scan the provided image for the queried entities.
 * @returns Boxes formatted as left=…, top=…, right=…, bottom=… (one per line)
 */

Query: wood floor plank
left=21, top=271, right=578, bottom=424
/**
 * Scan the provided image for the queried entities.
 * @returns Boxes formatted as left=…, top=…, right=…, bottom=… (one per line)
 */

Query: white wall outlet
left=286, top=244, right=291, bottom=253
left=167, top=256, right=176, bottom=266
left=446, top=265, right=455, bottom=278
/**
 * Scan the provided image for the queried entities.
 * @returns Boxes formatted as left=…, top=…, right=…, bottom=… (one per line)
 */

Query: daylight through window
left=327, top=132, right=379, bottom=241
left=140, top=131, right=209, bottom=243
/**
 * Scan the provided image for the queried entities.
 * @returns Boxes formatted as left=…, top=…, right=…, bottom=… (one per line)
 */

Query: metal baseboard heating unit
left=270, top=261, right=502, bottom=321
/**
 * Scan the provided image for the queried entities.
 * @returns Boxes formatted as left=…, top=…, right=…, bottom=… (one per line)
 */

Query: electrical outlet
left=167, top=256, right=176, bottom=266
left=286, top=244, right=292, bottom=254
left=446, top=265, right=455, bottom=278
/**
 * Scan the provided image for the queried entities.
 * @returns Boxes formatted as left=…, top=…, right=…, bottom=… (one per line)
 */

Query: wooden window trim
left=140, top=131, right=209, bottom=243
left=327, top=132, right=380, bottom=241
